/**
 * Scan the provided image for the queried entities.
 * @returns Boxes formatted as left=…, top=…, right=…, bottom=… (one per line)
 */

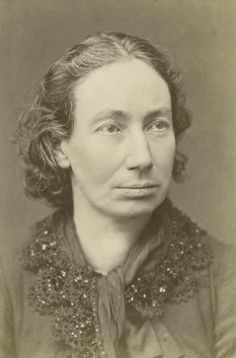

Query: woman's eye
left=99, top=124, right=121, bottom=134
left=147, top=120, right=170, bottom=132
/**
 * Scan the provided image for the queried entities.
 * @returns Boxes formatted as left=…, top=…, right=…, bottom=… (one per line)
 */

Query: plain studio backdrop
left=0, top=0, right=235, bottom=250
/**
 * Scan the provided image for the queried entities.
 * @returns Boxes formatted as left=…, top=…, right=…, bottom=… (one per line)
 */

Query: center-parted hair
left=17, top=31, right=191, bottom=209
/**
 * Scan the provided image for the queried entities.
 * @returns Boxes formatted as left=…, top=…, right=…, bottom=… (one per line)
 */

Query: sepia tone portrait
left=0, top=1, right=236, bottom=357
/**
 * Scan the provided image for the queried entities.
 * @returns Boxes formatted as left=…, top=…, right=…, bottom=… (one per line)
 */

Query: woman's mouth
left=116, top=185, right=159, bottom=197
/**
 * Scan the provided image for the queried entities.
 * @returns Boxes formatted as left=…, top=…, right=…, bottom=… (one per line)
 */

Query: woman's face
left=59, top=58, right=175, bottom=219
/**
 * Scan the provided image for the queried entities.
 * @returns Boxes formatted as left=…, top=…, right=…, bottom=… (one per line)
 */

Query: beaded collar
left=22, top=201, right=212, bottom=358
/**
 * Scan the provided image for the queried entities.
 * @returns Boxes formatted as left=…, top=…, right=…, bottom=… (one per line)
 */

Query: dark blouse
left=0, top=201, right=236, bottom=358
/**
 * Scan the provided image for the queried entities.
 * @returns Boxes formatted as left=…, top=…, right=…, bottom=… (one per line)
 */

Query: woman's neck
left=73, top=206, right=151, bottom=275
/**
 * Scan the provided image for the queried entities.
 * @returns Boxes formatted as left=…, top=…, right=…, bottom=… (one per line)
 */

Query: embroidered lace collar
left=22, top=200, right=212, bottom=357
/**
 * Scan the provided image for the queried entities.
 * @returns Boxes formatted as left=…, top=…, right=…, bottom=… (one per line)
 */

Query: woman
left=1, top=32, right=235, bottom=358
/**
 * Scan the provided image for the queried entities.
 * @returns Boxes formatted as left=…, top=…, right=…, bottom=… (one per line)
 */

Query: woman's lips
left=116, top=185, right=159, bottom=197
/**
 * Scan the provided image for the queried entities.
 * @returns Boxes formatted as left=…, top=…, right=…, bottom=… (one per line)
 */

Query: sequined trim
left=23, top=214, right=105, bottom=358
left=22, top=204, right=212, bottom=357
left=126, top=206, right=212, bottom=317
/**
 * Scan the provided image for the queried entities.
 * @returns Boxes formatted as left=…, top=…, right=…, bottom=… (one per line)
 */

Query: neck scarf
left=61, top=200, right=168, bottom=357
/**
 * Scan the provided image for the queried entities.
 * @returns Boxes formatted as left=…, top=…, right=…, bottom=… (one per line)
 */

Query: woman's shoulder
left=206, top=234, right=236, bottom=276
left=0, top=210, right=62, bottom=289
left=158, top=201, right=236, bottom=356
left=166, top=199, right=236, bottom=270
left=203, top=233, right=236, bottom=356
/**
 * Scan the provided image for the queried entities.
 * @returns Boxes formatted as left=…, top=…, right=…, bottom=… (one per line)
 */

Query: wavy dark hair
left=17, top=31, right=191, bottom=209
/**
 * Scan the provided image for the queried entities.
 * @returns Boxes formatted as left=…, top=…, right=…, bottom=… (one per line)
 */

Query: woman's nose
left=125, top=131, right=153, bottom=171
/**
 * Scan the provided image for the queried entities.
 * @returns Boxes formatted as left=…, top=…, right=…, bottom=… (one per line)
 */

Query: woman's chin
left=106, top=198, right=165, bottom=219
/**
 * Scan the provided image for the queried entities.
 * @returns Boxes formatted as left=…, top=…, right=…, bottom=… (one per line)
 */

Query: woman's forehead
left=72, top=58, right=171, bottom=120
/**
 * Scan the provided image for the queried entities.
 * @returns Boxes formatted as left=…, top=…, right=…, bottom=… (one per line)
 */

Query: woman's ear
left=55, top=141, right=71, bottom=169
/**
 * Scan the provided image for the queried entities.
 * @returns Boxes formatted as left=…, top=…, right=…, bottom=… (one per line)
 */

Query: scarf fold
left=77, top=202, right=168, bottom=358
left=97, top=269, right=125, bottom=358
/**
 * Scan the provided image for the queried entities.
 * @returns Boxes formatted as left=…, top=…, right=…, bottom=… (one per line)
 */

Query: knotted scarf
left=62, top=200, right=169, bottom=357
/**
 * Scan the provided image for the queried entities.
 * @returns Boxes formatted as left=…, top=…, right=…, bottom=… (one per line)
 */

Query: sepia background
left=0, top=0, right=235, bottom=248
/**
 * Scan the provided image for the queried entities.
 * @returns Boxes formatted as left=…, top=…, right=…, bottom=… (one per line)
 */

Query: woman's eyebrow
left=91, top=110, right=127, bottom=123
left=91, top=107, right=172, bottom=124
left=144, top=108, right=172, bottom=120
